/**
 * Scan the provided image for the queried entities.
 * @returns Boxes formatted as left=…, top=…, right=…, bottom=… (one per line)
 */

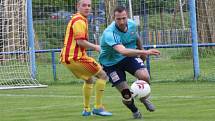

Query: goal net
left=0, top=0, right=47, bottom=89
left=104, top=0, right=214, bottom=82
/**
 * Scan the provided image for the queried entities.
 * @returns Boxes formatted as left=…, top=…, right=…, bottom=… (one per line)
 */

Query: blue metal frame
left=51, top=51, right=57, bottom=81
left=143, top=0, right=150, bottom=74
left=27, top=0, right=36, bottom=79
left=189, top=0, right=200, bottom=80
left=1, top=43, right=215, bottom=80
left=2, top=43, right=214, bottom=55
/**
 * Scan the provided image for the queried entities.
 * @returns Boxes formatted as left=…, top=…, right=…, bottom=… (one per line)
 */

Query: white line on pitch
left=3, top=103, right=81, bottom=112
left=1, top=94, right=215, bottom=99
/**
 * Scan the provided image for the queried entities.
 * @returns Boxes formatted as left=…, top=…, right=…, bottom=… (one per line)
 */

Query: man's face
left=78, top=0, right=91, bottom=17
left=114, top=10, right=128, bottom=30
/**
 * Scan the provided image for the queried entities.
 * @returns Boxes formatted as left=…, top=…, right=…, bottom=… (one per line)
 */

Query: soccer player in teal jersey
left=99, top=6, right=160, bottom=119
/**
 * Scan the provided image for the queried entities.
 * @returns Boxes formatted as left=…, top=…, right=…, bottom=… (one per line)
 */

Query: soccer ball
left=130, top=80, right=151, bottom=99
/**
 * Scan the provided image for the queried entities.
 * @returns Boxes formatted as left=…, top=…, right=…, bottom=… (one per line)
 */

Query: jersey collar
left=115, top=23, right=128, bottom=33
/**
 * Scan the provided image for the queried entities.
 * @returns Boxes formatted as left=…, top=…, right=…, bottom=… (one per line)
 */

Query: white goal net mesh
left=0, top=0, right=46, bottom=89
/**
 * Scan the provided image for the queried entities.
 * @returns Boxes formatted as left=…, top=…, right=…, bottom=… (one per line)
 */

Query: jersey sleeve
left=73, top=20, right=87, bottom=40
left=104, top=31, right=121, bottom=47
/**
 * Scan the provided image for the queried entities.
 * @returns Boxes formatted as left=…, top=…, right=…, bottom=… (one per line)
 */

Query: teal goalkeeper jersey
left=99, top=19, right=138, bottom=66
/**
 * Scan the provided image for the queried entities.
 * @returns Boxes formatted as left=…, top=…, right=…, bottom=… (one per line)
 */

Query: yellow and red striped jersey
left=60, top=13, right=89, bottom=64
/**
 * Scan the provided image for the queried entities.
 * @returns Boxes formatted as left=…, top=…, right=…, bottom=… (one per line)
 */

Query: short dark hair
left=113, top=6, right=127, bottom=15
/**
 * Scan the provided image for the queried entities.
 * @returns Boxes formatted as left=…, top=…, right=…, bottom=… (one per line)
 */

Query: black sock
left=122, top=98, right=138, bottom=113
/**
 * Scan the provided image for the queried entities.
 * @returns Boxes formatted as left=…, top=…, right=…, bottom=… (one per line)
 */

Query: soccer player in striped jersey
left=99, top=6, right=160, bottom=119
left=60, top=0, right=112, bottom=116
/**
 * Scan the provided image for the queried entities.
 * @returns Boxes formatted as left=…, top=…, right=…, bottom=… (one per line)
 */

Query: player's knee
left=139, top=76, right=150, bottom=82
left=85, top=78, right=93, bottom=84
left=97, top=70, right=108, bottom=80
left=100, top=74, right=108, bottom=80
left=135, top=69, right=150, bottom=81
left=121, top=89, right=132, bottom=101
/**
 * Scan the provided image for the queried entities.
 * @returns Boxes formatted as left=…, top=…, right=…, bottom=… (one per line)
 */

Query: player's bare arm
left=135, top=35, right=160, bottom=56
left=113, top=44, right=146, bottom=57
left=147, top=49, right=160, bottom=55
left=77, top=40, right=100, bottom=52
left=113, top=44, right=160, bottom=57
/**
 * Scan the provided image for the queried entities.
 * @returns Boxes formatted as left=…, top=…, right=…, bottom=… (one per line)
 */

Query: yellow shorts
left=61, top=56, right=102, bottom=80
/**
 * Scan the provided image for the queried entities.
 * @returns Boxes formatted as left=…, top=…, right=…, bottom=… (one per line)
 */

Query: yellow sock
left=95, top=79, right=106, bottom=109
left=83, top=82, right=93, bottom=111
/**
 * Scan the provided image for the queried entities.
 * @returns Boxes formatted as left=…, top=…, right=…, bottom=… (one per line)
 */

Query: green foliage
left=198, top=47, right=215, bottom=58
left=34, top=19, right=67, bottom=49
left=147, top=12, right=189, bottom=30
left=33, top=0, right=76, bottom=10
left=170, top=48, right=215, bottom=59
left=170, top=48, right=193, bottom=59
left=132, top=0, right=179, bottom=14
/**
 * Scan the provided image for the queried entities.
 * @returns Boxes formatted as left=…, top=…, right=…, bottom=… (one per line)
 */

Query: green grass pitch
left=0, top=82, right=215, bottom=121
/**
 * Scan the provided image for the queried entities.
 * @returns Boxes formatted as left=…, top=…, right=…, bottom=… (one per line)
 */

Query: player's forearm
left=120, top=48, right=148, bottom=57
left=114, top=44, right=148, bottom=57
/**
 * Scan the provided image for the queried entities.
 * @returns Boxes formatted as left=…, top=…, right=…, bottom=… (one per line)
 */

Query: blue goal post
left=27, top=0, right=36, bottom=79
left=189, top=0, right=200, bottom=80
